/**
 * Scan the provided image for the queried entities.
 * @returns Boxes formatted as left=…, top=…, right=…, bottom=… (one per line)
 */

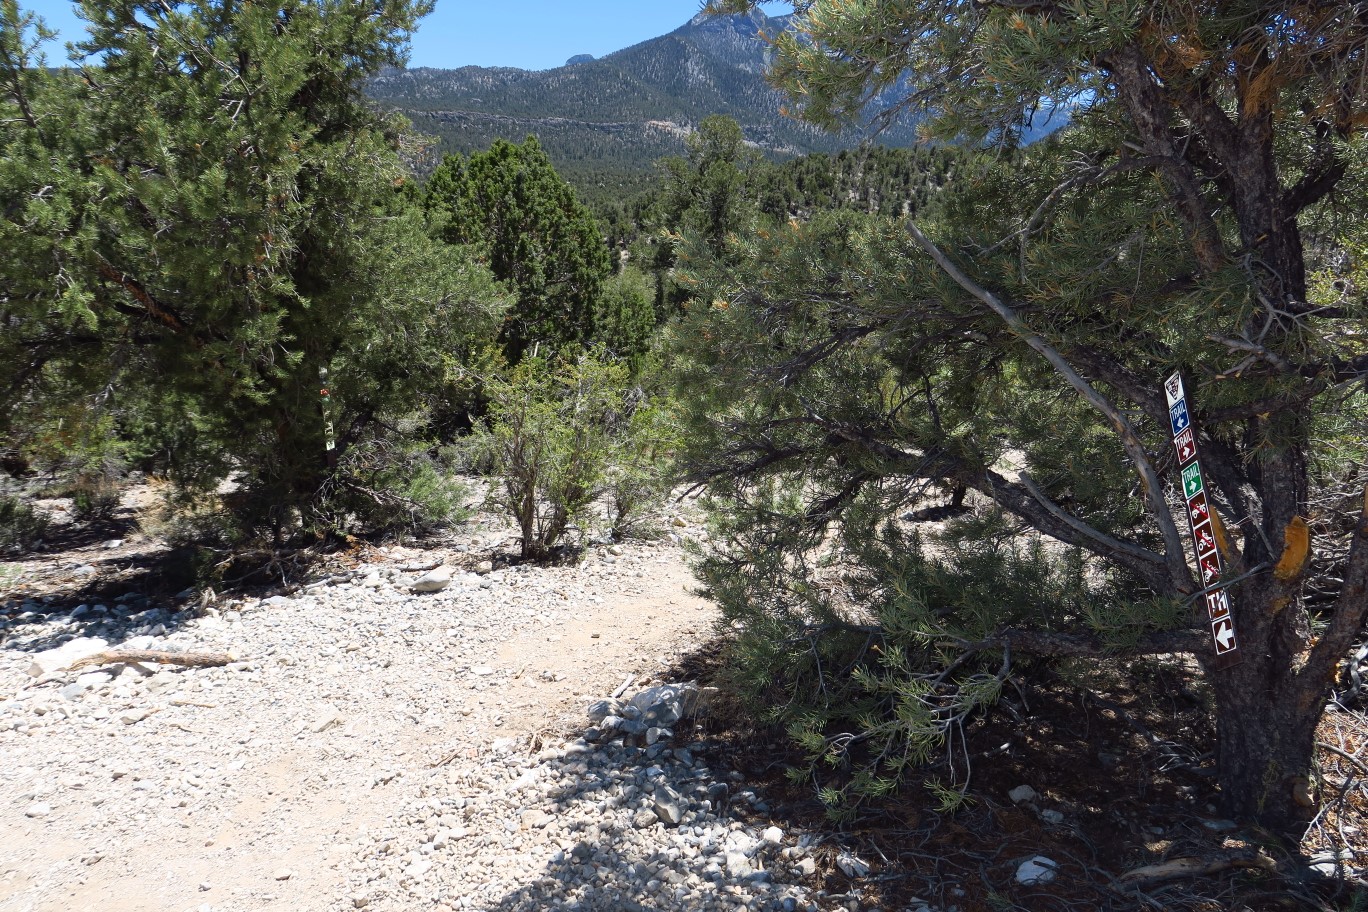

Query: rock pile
left=346, top=735, right=825, bottom=911
left=584, top=682, right=715, bottom=748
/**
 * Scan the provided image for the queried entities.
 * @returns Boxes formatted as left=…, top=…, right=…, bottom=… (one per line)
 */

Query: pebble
left=1016, top=855, right=1059, bottom=885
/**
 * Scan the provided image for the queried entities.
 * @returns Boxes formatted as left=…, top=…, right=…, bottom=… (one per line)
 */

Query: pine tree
left=699, top=0, right=1368, bottom=834
left=426, top=137, right=610, bottom=362
left=0, top=0, right=502, bottom=538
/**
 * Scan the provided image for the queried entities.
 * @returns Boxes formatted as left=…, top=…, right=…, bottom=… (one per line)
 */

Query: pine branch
left=907, top=222, right=1191, bottom=595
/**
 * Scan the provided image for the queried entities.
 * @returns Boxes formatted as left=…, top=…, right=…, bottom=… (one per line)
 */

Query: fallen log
left=66, top=649, right=238, bottom=672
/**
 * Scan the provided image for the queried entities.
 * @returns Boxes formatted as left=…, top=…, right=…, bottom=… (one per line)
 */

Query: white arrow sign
left=1212, top=618, right=1236, bottom=653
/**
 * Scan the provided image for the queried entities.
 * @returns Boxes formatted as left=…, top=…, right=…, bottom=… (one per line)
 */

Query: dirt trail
left=0, top=514, right=743, bottom=912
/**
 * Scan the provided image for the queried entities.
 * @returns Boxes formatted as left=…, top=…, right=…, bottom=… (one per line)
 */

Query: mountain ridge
left=367, top=11, right=919, bottom=194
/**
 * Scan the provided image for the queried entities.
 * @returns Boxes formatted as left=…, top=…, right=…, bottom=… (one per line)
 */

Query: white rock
left=653, top=786, right=685, bottom=827
left=274, top=868, right=294, bottom=881
left=520, top=810, right=553, bottom=830
left=724, top=851, right=752, bottom=875
left=726, top=832, right=760, bottom=857
left=27, top=637, right=108, bottom=677
left=1008, top=784, right=1039, bottom=804
left=762, top=825, right=784, bottom=846
left=835, top=852, right=870, bottom=878
left=76, top=671, right=112, bottom=689
left=629, top=683, right=697, bottom=726
left=24, top=802, right=51, bottom=819
left=1016, top=855, right=1058, bottom=885
left=309, top=706, right=342, bottom=733
left=410, top=566, right=452, bottom=593
left=119, top=709, right=150, bottom=725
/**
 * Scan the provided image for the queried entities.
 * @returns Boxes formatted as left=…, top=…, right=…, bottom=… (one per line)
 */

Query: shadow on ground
left=498, top=636, right=1368, bottom=912
left=479, top=734, right=817, bottom=912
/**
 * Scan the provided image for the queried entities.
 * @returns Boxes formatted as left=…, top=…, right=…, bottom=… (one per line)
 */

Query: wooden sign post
left=1164, top=372, right=1242, bottom=668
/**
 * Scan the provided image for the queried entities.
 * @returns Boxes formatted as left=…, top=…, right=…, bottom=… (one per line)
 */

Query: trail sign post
left=1164, top=372, right=1242, bottom=668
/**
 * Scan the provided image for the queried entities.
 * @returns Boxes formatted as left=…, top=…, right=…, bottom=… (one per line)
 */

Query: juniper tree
left=693, top=0, right=1368, bottom=834
left=426, top=137, right=610, bottom=362
left=0, top=0, right=501, bottom=538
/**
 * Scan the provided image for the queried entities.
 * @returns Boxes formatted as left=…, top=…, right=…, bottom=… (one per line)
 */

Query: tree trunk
left=1210, top=651, right=1322, bottom=836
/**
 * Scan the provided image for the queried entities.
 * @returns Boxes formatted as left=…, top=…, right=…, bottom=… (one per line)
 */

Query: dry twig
left=67, top=649, right=237, bottom=672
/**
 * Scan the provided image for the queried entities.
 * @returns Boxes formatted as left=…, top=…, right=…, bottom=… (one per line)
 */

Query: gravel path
left=0, top=520, right=829, bottom=912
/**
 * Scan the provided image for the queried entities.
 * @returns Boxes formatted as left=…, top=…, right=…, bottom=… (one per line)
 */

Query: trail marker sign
left=1165, top=372, right=1242, bottom=668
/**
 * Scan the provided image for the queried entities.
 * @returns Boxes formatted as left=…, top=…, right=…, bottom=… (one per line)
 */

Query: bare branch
left=1018, top=471, right=1166, bottom=567
left=907, top=222, right=1192, bottom=595
left=961, top=627, right=1205, bottom=659
left=1299, top=486, right=1368, bottom=706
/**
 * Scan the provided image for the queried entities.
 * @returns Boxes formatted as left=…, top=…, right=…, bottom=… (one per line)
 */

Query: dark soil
left=668, top=637, right=1368, bottom=912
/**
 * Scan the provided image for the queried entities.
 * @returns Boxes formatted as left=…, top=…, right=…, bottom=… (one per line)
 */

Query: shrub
left=69, top=484, right=122, bottom=523
left=603, top=394, right=680, bottom=538
left=0, top=495, right=50, bottom=551
left=474, top=354, right=620, bottom=559
left=310, top=434, right=471, bottom=537
left=594, top=266, right=658, bottom=371
left=698, top=492, right=1179, bottom=818
left=473, top=351, right=675, bottom=558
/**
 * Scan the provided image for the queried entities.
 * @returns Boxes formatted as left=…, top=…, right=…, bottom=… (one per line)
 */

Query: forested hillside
left=365, top=9, right=921, bottom=192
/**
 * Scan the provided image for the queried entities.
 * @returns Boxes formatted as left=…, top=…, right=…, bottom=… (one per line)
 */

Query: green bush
left=603, top=394, right=680, bottom=538
left=310, top=434, right=471, bottom=537
left=0, top=495, right=50, bottom=551
left=472, top=351, right=675, bottom=559
left=594, top=266, right=659, bottom=370
left=697, top=492, right=1176, bottom=818
left=473, top=354, right=618, bottom=559
left=70, top=484, right=122, bottom=523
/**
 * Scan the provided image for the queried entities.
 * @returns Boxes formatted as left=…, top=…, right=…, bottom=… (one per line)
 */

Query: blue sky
left=22, top=1, right=791, bottom=71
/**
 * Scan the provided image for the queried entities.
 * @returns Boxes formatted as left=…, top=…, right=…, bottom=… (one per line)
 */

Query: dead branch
left=66, top=649, right=238, bottom=672
left=1118, top=851, right=1276, bottom=886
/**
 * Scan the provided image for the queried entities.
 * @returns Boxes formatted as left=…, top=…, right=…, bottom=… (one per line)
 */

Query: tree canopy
left=1, top=0, right=502, bottom=537
left=426, top=137, right=611, bottom=362
left=692, top=0, right=1368, bottom=833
